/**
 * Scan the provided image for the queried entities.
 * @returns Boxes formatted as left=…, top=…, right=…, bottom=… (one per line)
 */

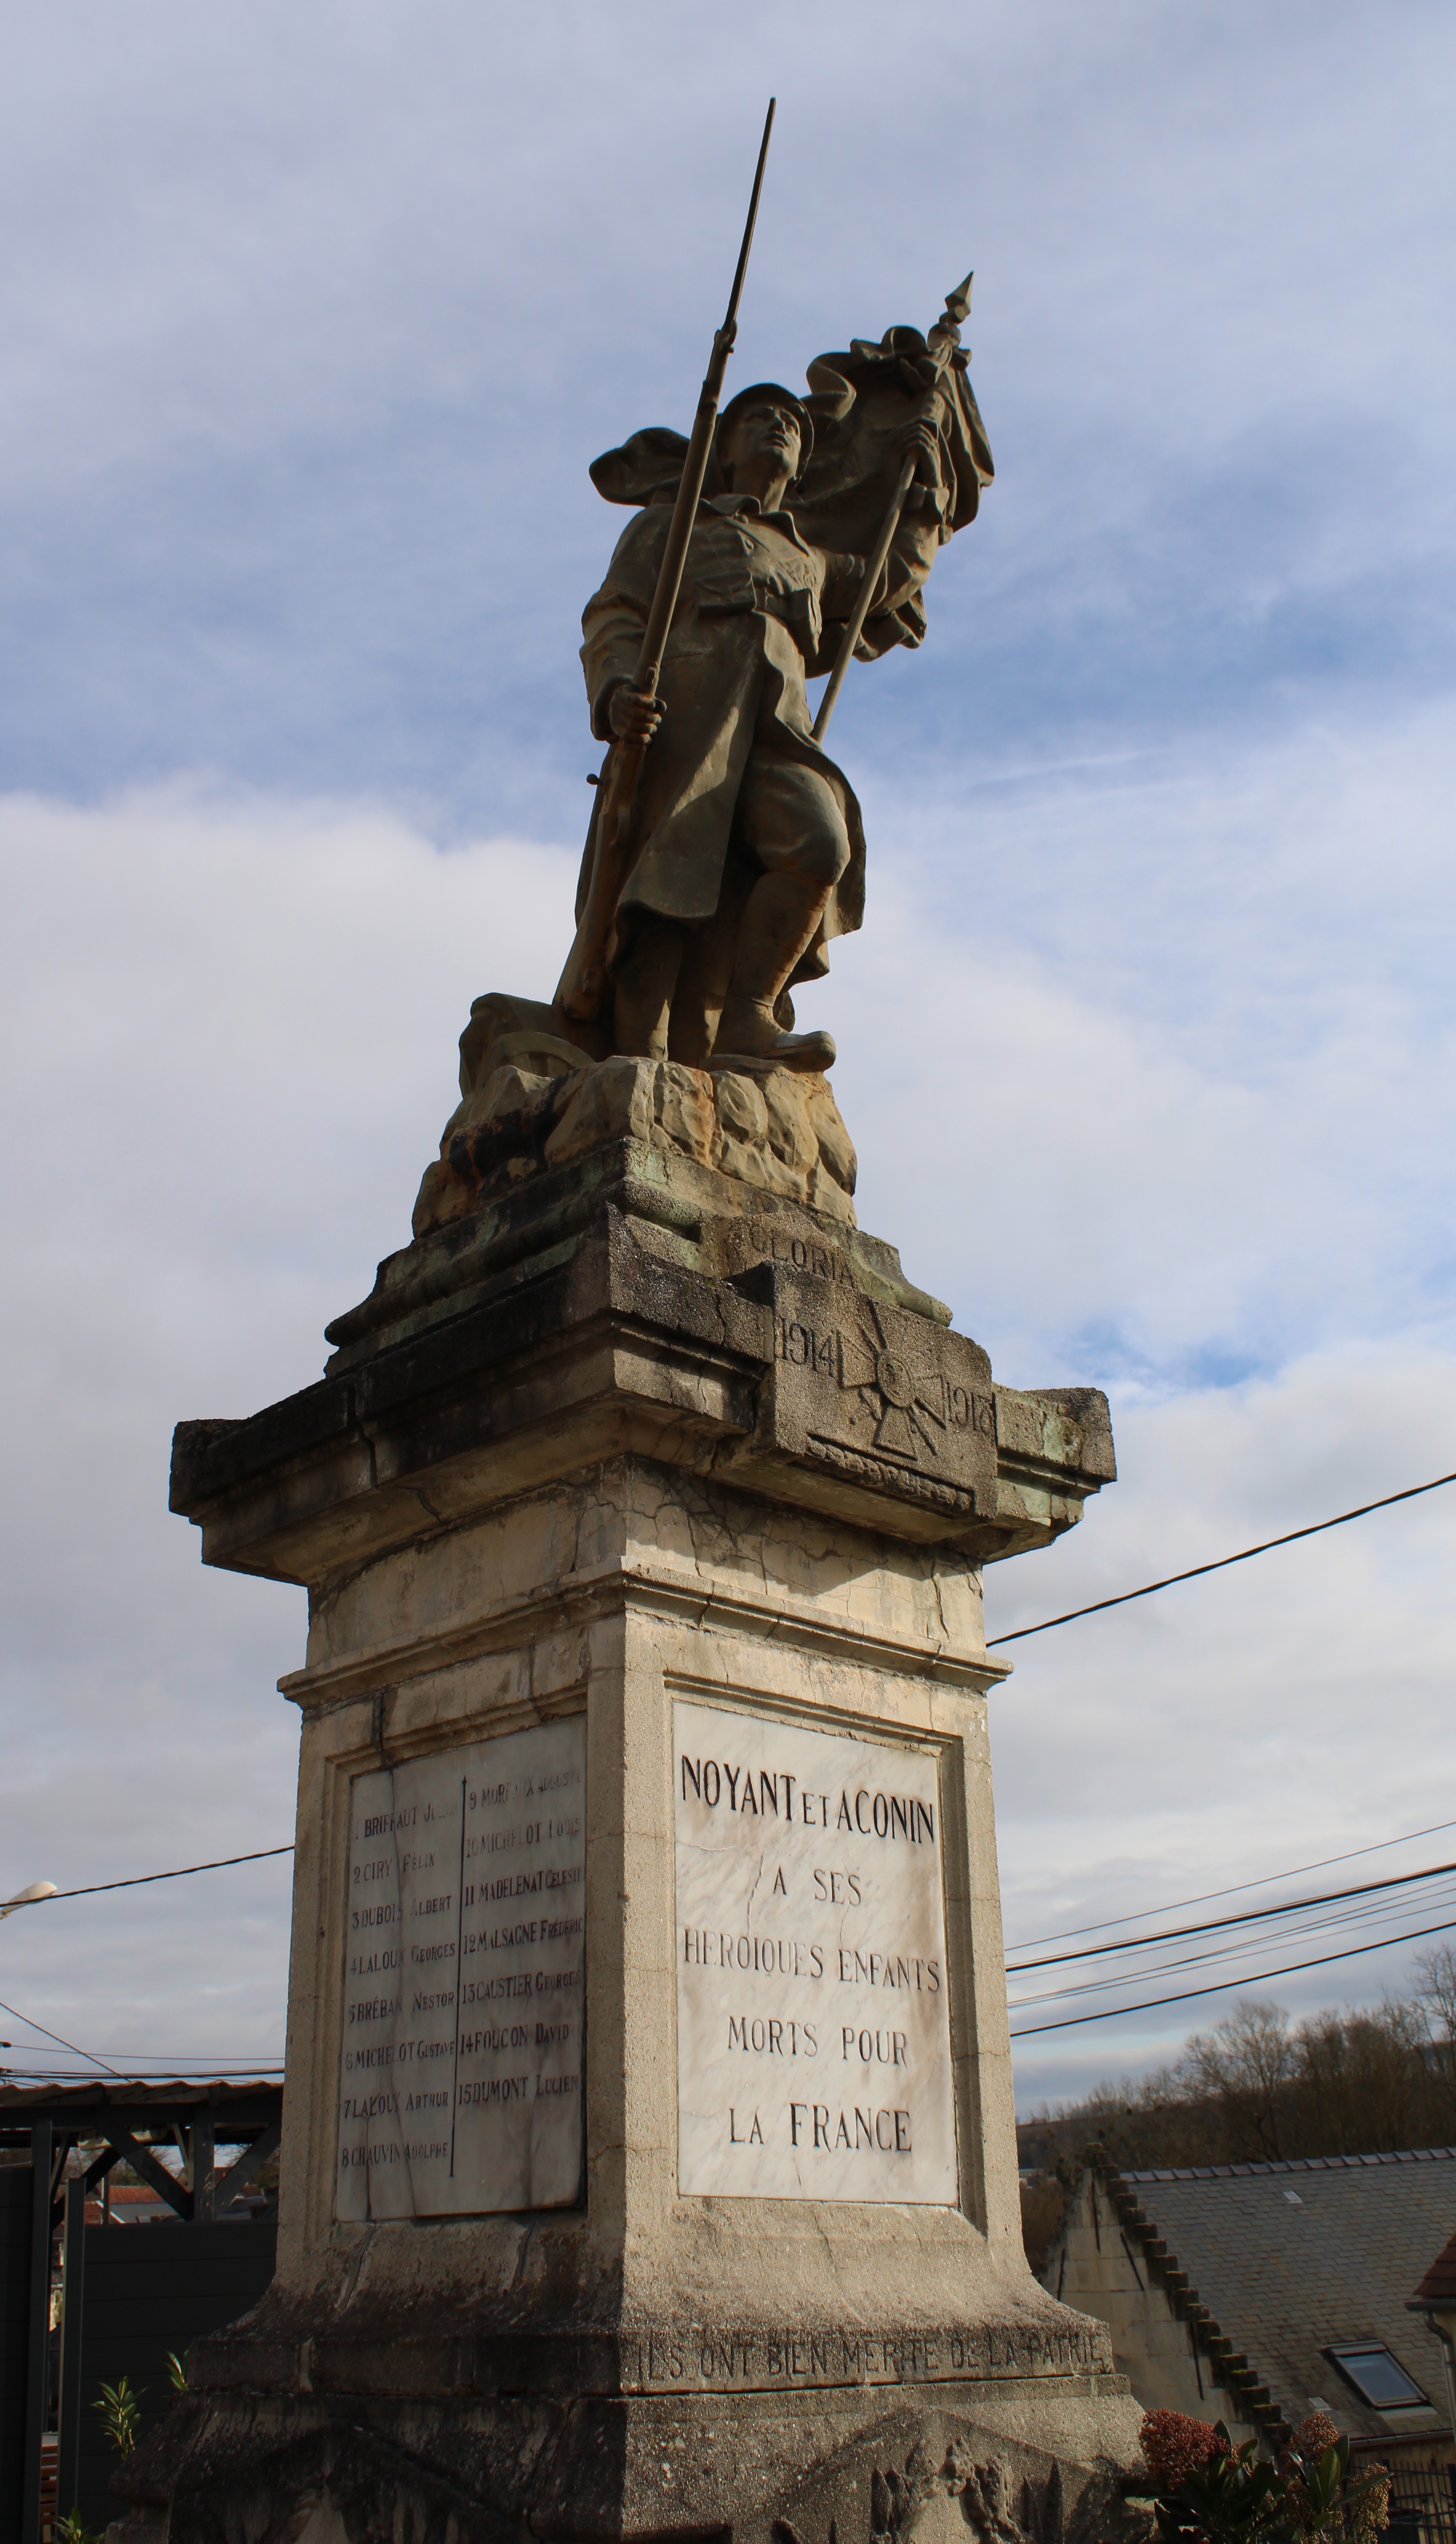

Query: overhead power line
left=0, top=1995, right=125, bottom=2080
left=1008, top=1884, right=1456, bottom=2011
left=1006, top=1816, right=1456, bottom=1952
left=19, top=1815, right=1453, bottom=1969
left=2, top=1480, right=1451, bottom=2069
left=986, top=1467, right=1456, bottom=1648
left=0, top=1992, right=284, bottom=2085
left=1007, top=1914, right=1456, bottom=2038
left=0, top=2055, right=287, bottom=2076
left=5, top=1486, right=1451, bottom=1931
left=3, top=1845, right=295, bottom=1910
left=1006, top=1856, right=1456, bottom=1974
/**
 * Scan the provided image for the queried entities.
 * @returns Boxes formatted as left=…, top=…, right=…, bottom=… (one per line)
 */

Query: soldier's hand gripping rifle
left=554, top=99, right=776, bottom=1027
left=810, top=272, right=974, bottom=745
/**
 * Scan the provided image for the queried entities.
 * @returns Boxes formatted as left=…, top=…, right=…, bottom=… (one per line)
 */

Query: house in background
left=1037, top=2142, right=1456, bottom=2505
left=83, top=2181, right=178, bottom=2225
left=1410, top=2227, right=1456, bottom=2436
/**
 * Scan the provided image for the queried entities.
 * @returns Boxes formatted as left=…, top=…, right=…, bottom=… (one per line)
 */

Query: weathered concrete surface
left=400, top=990, right=860, bottom=1242
left=419, top=1048, right=861, bottom=1234
left=119, top=2382, right=1145, bottom=2544
left=328, top=1129, right=945, bottom=1368
left=135, top=1165, right=1138, bottom=2543
left=175, top=1190, right=1114, bottom=1585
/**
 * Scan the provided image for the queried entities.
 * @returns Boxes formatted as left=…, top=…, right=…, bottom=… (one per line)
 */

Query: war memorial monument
left=150, top=104, right=1144, bottom=2544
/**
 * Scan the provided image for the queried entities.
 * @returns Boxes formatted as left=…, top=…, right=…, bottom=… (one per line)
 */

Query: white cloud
left=2, top=0, right=1455, bottom=2113
left=0, top=0, right=1453, bottom=803
left=830, top=698, right=1456, bottom=1384
left=991, top=1337, right=1456, bottom=2107
left=2, top=710, right=1453, bottom=2093
left=0, top=785, right=573, bottom=2071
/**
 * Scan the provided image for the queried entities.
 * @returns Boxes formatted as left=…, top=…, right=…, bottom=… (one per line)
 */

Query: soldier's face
left=723, top=402, right=803, bottom=486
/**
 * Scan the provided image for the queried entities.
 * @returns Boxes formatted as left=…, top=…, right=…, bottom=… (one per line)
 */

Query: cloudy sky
left=3, top=0, right=1455, bottom=2116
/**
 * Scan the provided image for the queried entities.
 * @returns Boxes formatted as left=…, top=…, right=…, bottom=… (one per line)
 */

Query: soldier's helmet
left=716, top=383, right=815, bottom=484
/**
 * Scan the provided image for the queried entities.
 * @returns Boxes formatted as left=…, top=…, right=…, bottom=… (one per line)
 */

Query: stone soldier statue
left=567, top=301, right=994, bottom=1073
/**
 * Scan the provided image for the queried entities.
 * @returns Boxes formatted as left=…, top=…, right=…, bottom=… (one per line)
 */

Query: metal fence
left=0, top=2083, right=281, bottom=2544
left=1386, top=2468, right=1456, bottom=2544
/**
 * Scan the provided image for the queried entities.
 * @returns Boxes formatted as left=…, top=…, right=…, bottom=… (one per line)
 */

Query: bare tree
left=1027, top=1971, right=1456, bottom=2177
left=1293, top=2000, right=1432, bottom=2155
left=1176, top=2001, right=1297, bottom=2162
left=1411, top=1945, right=1456, bottom=2118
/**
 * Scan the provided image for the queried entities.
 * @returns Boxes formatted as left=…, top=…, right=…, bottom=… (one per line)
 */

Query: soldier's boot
left=716, top=875, right=836, bottom=1072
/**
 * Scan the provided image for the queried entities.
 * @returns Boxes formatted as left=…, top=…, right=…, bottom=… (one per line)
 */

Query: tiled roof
left=1126, top=2148, right=1456, bottom=2184
left=1105, top=2146, right=1456, bottom=2441
left=0, top=2077, right=281, bottom=2115
left=1412, top=2226, right=1456, bottom=2308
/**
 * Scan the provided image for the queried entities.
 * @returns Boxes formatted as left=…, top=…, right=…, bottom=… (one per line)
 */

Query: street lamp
left=1, top=1881, right=58, bottom=1918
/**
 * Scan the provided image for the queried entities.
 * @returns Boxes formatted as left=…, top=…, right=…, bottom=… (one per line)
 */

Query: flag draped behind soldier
left=574, top=312, right=993, bottom=1072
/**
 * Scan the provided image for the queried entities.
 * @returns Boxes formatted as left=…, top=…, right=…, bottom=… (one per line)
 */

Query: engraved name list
left=336, top=1716, right=586, bottom=2220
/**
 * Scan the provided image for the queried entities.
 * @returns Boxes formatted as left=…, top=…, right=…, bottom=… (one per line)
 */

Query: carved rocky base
left=111, top=2372, right=1148, bottom=2544
left=411, top=991, right=859, bottom=1237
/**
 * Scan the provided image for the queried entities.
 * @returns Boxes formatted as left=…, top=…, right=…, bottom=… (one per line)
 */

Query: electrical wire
left=1007, top=1914, right=1456, bottom=2038
left=1006, top=1816, right=1456, bottom=1951
left=1006, top=1855, right=1456, bottom=1973
left=0, top=1995, right=125, bottom=2080
left=985, top=1468, right=1456, bottom=1649
left=0, top=2060, right=286, bottom=2075
left=3, top=1481, right=1452, bottom=2069
left=3, top=1845, right=294, bottom=1909
left=1006, top=1883, right=1456, bottom=2009
left=2, top=1489, right=1449, bottom=1937
left=17, top=1816, right=1455, bottom=1965
left=0, top=2067, right=286, bottom=2088
left=16, top=2046, right=282, bottom=2071
left=0, top=2040, right=285, bottom=2079
left=0, top=1992, right=286, bottom=2084
left=1005, top=1870, right=1456, bottom=2012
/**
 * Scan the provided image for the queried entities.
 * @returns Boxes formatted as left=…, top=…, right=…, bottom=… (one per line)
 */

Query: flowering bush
left=1132, top=2411, right=1389, bottom=2544
left=1281, top=2419, right=1388, bottom=2544
left=1141, top=2414, right=1231, bottom=2493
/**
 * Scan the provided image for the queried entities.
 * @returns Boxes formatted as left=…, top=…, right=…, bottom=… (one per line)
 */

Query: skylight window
left=1324, top=2347, right=1428, bottom=2410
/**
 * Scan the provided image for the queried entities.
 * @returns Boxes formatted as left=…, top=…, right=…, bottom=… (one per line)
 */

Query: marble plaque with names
left=336, top=1716, right=585, bottom=2220
left=674, top=1699, right=957, bottom=2204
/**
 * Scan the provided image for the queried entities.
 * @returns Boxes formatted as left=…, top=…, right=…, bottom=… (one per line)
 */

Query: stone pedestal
left=143, top=1088, right=1142, bottom=2544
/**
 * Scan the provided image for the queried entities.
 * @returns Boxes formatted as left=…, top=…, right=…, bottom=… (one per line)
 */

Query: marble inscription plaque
left=336, top=1715, right=585, bottom=2220
left=674, top=1699, right=957, bottom=2203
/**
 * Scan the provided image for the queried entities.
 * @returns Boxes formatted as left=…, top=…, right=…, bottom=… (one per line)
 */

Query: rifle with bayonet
left=553, top=97, right=776, bottom=1027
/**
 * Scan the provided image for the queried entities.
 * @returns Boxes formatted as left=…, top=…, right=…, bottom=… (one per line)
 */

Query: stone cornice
left=279, top=1554, right=1010, bottom=1711
left=173, top=1204, right=1114, bottom=1585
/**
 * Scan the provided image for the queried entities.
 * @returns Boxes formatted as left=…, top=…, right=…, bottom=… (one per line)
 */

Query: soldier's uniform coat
left=578, top=491, right=921, bottom=986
